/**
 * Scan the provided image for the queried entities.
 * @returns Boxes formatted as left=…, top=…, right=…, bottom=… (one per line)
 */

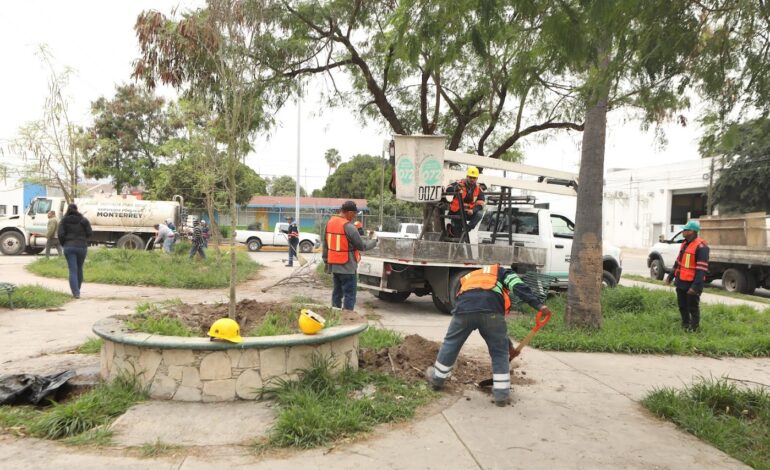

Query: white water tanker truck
left=0, top=194, right=185, bottom=255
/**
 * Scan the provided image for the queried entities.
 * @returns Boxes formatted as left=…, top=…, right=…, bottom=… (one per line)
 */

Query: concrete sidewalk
left=0, top=252, right=764, bottom=469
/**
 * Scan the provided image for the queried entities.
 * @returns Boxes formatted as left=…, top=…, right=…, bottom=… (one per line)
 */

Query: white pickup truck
left=374, top=223, right=422, bottom=240
left=358, top=204, right=623, bottom=312
left=234, top=223, right=320, bottom=252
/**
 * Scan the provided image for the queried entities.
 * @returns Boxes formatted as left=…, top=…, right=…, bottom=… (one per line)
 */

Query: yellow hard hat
left=298, top=309, right=326, bottom=335
left=467, top=166, right=480, bottom=178
left=208, top=318, right=243, bottom=343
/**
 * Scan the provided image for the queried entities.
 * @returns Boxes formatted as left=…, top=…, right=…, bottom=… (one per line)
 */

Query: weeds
left=246, top=306, right=341, bottom=337
left=642, top=377, right=770, bottom=469
left=139, top=439, right=181, bottom=458
left=256, top=355, right=433, bottom=449
left=0, top=285, right=71, bottom=309
left=0, top=374, right=147, bottom=442
left=507, top=286, right=770, bottom=357
left=76, top=337, right=103, bottom=354
left=26, top=248, right=260, bottom=288
left=359, top=327, right=403, bottom=350
left=125, top=315, right=194, bottom=337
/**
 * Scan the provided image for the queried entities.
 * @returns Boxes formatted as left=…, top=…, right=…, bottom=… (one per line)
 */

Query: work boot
left=425, top=366, right=442, bottom=391
left=494, top=396, right=511, bottom=407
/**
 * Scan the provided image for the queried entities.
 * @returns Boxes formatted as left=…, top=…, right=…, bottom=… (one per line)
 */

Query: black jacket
left=58, top=214, right=93, bottom=247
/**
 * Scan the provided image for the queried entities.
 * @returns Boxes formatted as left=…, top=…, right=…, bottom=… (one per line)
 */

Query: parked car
left=374, top=223, right=422, bottom=240
left=234, top=223, right=320, bottom=252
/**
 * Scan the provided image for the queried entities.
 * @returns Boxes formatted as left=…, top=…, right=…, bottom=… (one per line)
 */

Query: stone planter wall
left=93, top=317, right=367, bottom=402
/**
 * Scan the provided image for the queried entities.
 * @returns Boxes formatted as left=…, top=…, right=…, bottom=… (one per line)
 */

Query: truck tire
left=602, top=270, right=618, bottom=288
left=0, top=232, right=25, bottom=256
left=431, top=291, right=452, bottom=314
left=247, top=238, right=262, bottom=252
left=117, top=234, right=145, bottom=250
left=649, top=259, right=665, bottom=280
left=376, top=291, right=411, bottom=303
left=722, top=268, right=747, bottom=293
left=299, top=240, right=314, bottom=253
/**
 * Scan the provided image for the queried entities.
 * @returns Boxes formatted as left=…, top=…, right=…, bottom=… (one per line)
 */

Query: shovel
left=478, top=308, right=552, bottom=388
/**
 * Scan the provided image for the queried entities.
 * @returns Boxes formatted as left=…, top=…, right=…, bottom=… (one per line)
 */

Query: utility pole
left=706, top=157, right=715, bottom=215
left=379, top=140, right=387, bottom=231
left=295, top=98, right=301, bottom=224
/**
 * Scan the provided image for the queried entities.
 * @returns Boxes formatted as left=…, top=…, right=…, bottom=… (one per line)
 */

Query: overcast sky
left=1, top=1, right=705, bottom=195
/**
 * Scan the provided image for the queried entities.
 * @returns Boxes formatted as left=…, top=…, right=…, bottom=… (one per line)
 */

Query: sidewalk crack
left=440, top=410, right=483, bottom=469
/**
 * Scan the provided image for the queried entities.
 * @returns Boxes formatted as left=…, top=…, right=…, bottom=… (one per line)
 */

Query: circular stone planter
left=93, top=316, right=367, bottom=402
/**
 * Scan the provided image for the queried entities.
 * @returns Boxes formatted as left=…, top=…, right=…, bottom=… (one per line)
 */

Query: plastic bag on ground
left=0, top=370, right=76, bottom=406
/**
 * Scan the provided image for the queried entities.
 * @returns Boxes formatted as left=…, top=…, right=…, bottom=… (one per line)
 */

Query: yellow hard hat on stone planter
left=298, top=309, right=326, bottom=335
left=208, top=318, right=243, bottom=343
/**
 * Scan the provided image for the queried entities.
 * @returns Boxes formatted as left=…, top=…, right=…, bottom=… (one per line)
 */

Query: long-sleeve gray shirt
left=322, top=219, right=378, bottom=274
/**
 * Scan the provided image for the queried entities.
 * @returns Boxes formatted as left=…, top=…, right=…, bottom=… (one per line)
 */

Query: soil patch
left=145, top=300, right=364, bottom=336
left=359, top=334, right=534, bottom=393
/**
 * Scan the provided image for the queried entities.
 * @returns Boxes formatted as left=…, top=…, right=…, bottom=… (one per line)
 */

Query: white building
left=602, top=157, right=714, bottom=249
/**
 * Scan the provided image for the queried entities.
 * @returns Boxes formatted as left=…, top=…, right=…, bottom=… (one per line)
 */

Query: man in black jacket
left=57, top=204, right=93, bottom=298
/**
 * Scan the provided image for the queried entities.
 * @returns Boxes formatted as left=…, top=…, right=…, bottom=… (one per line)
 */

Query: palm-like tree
left=324, top=148, right=341, bottom=177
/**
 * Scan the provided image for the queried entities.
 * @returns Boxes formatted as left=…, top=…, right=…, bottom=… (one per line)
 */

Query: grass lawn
left=624, top=274, right=770, bottom=306
left=643, top=378, right=770, bottom=469
left=0, top=285, right=72, bottom=309
left=508, top=286, right=770, bottom=357
left=26, top=245, right=260, bottom=289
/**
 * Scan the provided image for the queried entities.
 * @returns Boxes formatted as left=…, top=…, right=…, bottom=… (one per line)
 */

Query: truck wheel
left=602, top=270, right=618, bottom=288
left=247, top=238, right=262, bottom=252
left=0, top=232, right=25, bottom=256
left=376, top=291, right=411, bottom=303
left=649, top=259, right=665, bottom=280
left=299, top=240, right=314, bottom=253
left=117, top=234, right=145, bottom=250
left=431, top=291, right=452, bottom=314
left=722, top=268, right=747, bottom=293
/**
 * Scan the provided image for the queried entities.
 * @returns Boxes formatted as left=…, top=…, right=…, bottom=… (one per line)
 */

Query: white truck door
left=274, top=223, right=289, bottom=246
left=27, top=198, right=53, bottom=235
left=548, top=214, right=575, bottom=277
left=483, top=208, right=549, bottom=263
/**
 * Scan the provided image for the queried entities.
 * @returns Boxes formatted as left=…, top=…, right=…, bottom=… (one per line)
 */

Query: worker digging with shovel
left=426, top=264, right=552, bottom=407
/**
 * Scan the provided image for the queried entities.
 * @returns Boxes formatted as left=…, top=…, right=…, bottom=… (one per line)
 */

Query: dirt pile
left=359, top=335, right=534, bottom=392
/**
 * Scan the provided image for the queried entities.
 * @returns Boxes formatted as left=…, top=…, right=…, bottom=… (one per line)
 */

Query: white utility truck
left=357, top=135, right=623, bottom=313
left=374, top=223, right=422, bottom=240
left=647, top=212, right=770, bottom=294
left=0, top=195, right=184, bottom=255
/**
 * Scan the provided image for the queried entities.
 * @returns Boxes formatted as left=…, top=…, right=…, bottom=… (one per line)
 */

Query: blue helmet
left=682, top=220, right=700, bottom=232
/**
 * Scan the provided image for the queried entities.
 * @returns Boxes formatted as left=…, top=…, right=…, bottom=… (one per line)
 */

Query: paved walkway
left=0, top=252, right=765, bottom=469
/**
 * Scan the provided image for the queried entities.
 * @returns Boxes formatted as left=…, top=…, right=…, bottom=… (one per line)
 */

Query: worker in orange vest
left=426, top=264, right=551, bottom=407
left=322, top=201, right=378, bottom=311
left=447, top=166, right=485, bottom=238
left=666, top=220, right=709, bottom=331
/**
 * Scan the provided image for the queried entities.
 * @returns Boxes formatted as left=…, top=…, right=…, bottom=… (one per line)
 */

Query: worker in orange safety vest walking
left=322, top=200, right=378, bottom=311
left=666, top=220, right=709, bottom=331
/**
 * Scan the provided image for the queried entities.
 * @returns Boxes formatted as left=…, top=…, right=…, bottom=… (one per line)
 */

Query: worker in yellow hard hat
left=447, top=166, right=486, bottom=241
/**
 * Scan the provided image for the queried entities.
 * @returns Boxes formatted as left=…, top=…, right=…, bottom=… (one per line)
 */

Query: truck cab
left=647, top=231, right=684, bottom=280
left=477, top=204, right=623, bottom=287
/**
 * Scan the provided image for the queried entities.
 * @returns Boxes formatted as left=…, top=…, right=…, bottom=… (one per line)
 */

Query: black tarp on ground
left=0, top=370, right=76, bottom=405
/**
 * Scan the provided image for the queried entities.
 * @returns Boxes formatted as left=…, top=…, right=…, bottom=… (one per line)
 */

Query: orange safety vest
left=457, top=264, right=512, bottom=313
left=288, top=223, right=299, bottom=239
left=325, top=215, right=360, bottom=265
left=674, top=237, right=708, bottom=282
left=449, top=180, right=482, bottom=213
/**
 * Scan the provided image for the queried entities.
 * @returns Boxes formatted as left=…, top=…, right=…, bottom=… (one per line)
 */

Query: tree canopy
left=320, top=154, right=385, bottom=200
left=81, top=84, right=178, bottom=192
left=268, top=175, right=306, bottom=197
left=701, top=118, right=770, bottom=214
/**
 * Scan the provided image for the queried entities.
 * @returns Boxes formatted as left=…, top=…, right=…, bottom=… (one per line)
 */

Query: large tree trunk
left=565, top=89, right=608, bottom=328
